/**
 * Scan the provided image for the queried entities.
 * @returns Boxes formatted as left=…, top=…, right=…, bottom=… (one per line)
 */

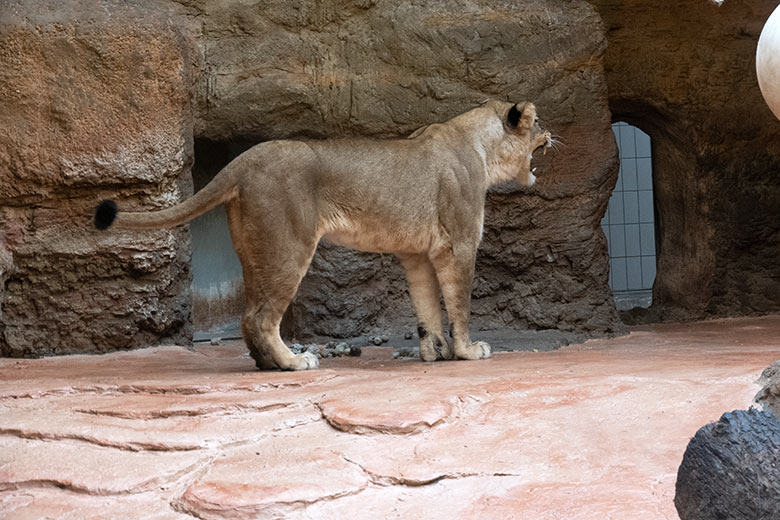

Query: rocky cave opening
left=190, top=138, right=251, bottom=341
left=609, top=101, right=708, bottom=326
left=190, top=137, right=312, bottom=342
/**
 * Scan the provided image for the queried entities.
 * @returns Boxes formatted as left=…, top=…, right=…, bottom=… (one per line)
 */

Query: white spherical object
left=757, top=4, right=780, bottom=120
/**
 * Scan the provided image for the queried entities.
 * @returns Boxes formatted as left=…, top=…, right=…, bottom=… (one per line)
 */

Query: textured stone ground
left=2, top=316, right=779, bottom=519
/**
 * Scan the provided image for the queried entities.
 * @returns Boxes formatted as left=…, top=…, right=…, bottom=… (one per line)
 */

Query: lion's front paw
left=457, top=341, right=491, bottom=360
left=281, top=352, right=320, bottom=371
left=419, top=333, right=454, bottom=362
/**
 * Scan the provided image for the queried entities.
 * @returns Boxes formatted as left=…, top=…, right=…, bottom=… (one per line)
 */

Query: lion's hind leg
left=241, top=314, right=276, bottom=370
left=399, top=254, right=454, bottom=362
left=242, top=301, right=318, bottom=371
left=238, top=244, right=319, bottom=371
left=226, top=199, right=319, bottom=371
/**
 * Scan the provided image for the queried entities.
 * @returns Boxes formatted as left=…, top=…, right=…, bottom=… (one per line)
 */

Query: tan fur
left=108, top=100, right=552, bottom=370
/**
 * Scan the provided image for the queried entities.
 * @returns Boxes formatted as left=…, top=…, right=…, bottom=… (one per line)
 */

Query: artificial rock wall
left=1, top=0, right=624, bottom=356
left=591, top=0, right=780, bottom=322
left=181, top=0, right=622, bottom=339
left=0, top=1, right=195, bottom=356
left=13, top=0, right=777, bottom=356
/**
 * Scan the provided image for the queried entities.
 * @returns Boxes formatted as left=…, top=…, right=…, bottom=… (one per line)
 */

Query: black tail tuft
left=94, top=200, right=118, bottom=230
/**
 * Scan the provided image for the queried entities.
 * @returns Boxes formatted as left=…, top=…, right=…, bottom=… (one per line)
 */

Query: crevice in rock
left=0, top=403, right=323, bottom=456
left=74, top=401, right=293, bottom=420
left=0, top=384, right=218, bottom=401
left=250, top=374, right=343, bottom=390
left=170, top=502, right=209, bottom=520
left=0, top=455, right=212, bottom=498
left=0, top=480, right=108, bottom=496
left=165, top=456, right=219, bottom=520
left=198, top=408, right=324, bottom=452
left=0, top=385, right=135, bottom=401
left=340, top=455, right=521, bottom=488
left=0, top=374, right=341, bottom=401
left=454, top=392, right=492, bottom=417
left=0, top=428, right=203, bottom=453
left=171, top=480, right=370, bottom=520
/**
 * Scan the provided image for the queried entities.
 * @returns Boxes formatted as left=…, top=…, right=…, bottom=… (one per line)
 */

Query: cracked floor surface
left=2, top=316, right=779, bottom=519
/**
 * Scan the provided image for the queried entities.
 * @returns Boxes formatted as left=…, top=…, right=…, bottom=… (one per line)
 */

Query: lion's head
left=502, top=102, right=552, bottom=186
left=477, top=101, right=552, bottom=187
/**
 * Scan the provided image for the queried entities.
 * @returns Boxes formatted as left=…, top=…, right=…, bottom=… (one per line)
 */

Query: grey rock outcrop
left=754, top=360, right=780, bottom=417
left=675, top=409, right=780, bottom=520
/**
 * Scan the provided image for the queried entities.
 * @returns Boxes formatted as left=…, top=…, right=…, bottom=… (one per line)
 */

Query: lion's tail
left=94, top=168, right=238, bottom=231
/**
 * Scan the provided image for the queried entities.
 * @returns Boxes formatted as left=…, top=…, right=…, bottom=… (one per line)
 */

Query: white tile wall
left=611, top=257, right=628, bottom=291
left=603, top=122, right=656, bottom=298
left=626, top=257, right=643, bottom=290
left=637, top=158, right=653, bottom=190
left=609, top=225, right=626, bottom=257
left=622, top=160, right=638, bottom=191
left=625, top=224, right=641, bottom=257
left=623, top=192, right=639, bottom=225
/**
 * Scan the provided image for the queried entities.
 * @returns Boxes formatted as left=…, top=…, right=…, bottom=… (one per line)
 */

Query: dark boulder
left=675, top=408, right=780, bottom=520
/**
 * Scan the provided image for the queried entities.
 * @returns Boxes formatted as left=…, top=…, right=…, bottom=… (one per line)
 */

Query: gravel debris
left=394, top=347, right=419, bottom=360
left=290, top=342, right=361, bottom=359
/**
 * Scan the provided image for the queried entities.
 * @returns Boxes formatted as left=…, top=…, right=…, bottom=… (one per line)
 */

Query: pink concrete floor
left=1, top=316, right=779, bottom=519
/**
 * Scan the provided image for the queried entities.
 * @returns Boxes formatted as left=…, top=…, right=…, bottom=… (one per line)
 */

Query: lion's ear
left=507, top=103, right=535, bottom=130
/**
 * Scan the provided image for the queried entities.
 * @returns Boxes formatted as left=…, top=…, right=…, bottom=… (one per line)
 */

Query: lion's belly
left=323, top=231, right=388, bottom=253
left=321, top=218, right=432, bottom=255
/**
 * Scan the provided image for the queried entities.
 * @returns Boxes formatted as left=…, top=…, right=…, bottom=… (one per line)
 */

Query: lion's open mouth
left=532, top=133, right=552, bottom=156
left=546, top=133, right=553, bottom=151
left=530, top=134, right=553, bottom=177
left=536, top=133, right=553, bottom=155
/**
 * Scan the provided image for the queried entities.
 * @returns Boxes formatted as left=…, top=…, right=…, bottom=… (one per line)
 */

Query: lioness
left=95, top=100, right=552, bottom=370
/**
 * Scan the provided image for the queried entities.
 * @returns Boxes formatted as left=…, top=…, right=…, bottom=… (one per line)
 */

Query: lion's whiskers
left=547, top=136, right=567, bottom=153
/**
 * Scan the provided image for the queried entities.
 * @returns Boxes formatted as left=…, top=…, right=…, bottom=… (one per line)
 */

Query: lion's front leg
left=398, top=254, right=454, bottom=361
left=429, top=244, right=491, bottom=361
